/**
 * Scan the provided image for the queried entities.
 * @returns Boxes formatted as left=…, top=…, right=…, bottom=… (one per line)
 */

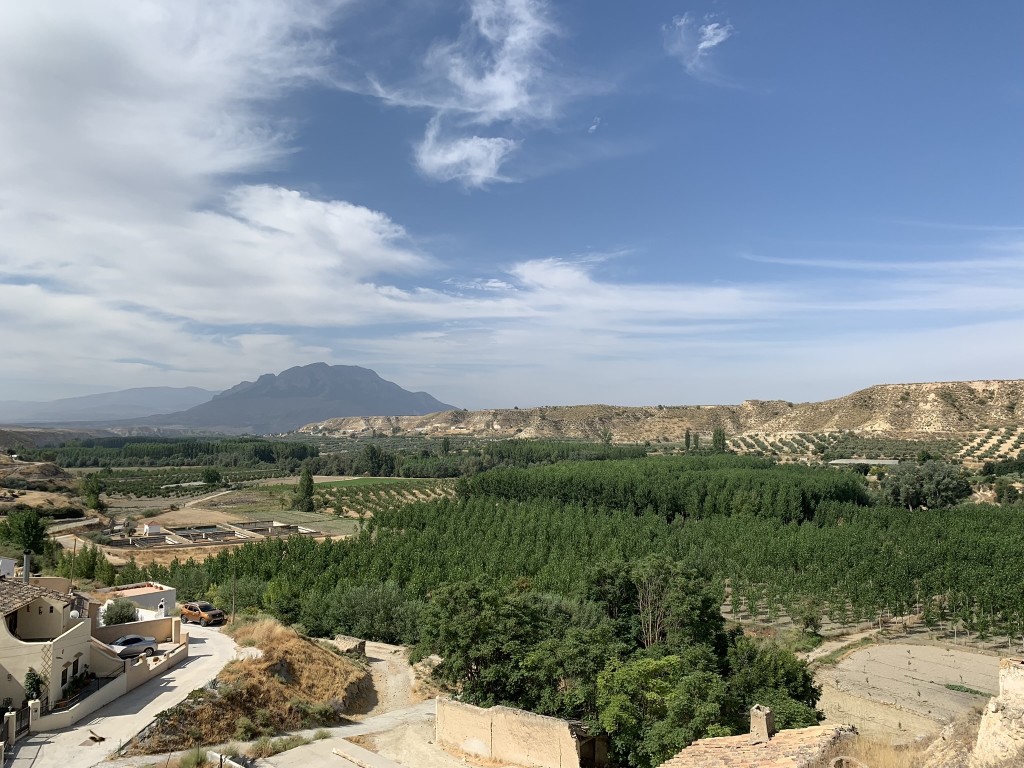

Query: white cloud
left=414, top=117, right=520, bottom=188
left=663, top=13, right=735, bottom=81
left=376, top=0, right=559, bottom=123
left=588, top=117, right=602, bottom=134
left=1, top=2, right=1022, bottom=408
left=368, top=0, right=564, bottom=185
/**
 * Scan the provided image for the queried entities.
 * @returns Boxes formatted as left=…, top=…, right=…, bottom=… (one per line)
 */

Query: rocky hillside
left=298, top=379, right=1024, bottom=444
left=139, top=363, right=456, bottom=434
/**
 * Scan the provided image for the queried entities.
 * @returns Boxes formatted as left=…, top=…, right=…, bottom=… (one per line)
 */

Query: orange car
left=180, top=601, right=226, bottom=626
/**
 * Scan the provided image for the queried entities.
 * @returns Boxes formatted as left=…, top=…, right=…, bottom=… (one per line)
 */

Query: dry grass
left=126, top=619, right=369, bottom=755
left=828, top=735, right=929, bottom=768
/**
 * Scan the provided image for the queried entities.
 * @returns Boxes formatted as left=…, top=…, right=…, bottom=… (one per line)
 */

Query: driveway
left=9, top=625, right=237, bottom=768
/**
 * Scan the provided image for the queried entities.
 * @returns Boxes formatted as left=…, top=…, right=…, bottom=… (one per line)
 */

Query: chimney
left=749, top=704, right=775, bottom=744
left=22, top=550, right=32, bottom=584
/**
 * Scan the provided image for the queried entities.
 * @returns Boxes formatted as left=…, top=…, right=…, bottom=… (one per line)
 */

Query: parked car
left=180, top=601, right=226, bottom=626
left=109, top=634, right=157, bottom=658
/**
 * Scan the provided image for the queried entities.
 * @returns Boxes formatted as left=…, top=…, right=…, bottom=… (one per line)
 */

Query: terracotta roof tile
left=0, top=578, right=68, bottom=616
left=657, top=724, right=856, bottom=768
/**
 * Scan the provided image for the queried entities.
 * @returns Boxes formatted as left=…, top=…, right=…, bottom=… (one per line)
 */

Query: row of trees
left=457, top=454, right=871, bottom=523
left=19, top=437, right=317, bottom=468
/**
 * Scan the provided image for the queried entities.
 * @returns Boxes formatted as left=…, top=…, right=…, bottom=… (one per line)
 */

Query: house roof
left=657, top=725, right=856, bottom=768
left=0, top=578, right=69, bottom=616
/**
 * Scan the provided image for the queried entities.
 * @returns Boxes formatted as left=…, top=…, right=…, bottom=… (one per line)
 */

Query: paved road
left=9, top=625, right=237, bottom=768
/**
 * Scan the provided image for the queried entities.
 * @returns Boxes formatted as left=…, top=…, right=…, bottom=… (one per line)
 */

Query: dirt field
left=339, top=639, right=435, bottom=719
left=817, top=643, right=997, bottom=743
left=354, top=719, right=489, bottom=768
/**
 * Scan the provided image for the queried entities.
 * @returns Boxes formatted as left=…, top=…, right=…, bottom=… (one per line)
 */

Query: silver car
left=109, top=634, right=158, bottom=658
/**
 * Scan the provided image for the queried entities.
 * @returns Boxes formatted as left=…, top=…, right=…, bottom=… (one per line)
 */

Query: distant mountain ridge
left=0, top=386, right=217, bottom=423
left=300, top=379, right=1024, bottom=443
left=140, top=363, right=456, bottom=434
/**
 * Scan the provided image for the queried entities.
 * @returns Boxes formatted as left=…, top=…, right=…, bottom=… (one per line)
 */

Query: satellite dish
left=70, top=610, right=81, bottom=619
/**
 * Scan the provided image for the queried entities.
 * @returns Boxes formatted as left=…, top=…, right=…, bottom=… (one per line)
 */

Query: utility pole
left=68, top=539, right=78, bottom=591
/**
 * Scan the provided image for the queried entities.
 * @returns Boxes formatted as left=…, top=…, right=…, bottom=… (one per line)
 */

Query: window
left=61, top=668, right=68, bottom=686
left=49, top=606, right=54, bottom=613
left=72, top=659, right=79, bottom=676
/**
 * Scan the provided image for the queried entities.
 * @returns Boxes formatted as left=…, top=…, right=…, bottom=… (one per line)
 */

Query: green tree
left=24, top=668, right=46, bottom=701
left=712, top=428, right=727, bottom=453
left=81, top=473, right=106, bottom=511
left=0, top=508, right=48, bottom=553
left=724, top=636, right=820, bottom=729
left=102, top=597, right=139, bottom=626
left=995, top=478, right=1020, bottom=505
left=440, top=437, right=451, bottom=456
left=95, top=556, right=117, bottom=586
left=201, top=466, right=222, bottom=485
left=293, top=465, right=315, bottom=513
left=597, top=649, right=730, bottom=768
left=880, top=461, right=971, bottom=510
left=684, top=430, right=691, bottom=450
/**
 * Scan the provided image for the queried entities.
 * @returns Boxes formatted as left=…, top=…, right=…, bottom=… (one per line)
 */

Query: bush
left=24, top=668, right=46, bottom=701
left=178, top=747, right=208, bottom=768
left=102, top=597, right=139, bottom=626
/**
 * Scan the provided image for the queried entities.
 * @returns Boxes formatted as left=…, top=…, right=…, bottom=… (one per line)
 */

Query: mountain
left=300, top=379, right=1024, bottom=457
left=141, top=363, right=456, bottom=434
left=0, top=386, right=217, bottom=423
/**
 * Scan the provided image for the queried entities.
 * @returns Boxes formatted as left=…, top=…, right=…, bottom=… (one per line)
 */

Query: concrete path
left=9, top=625, right=237, bottom=768
left=98, top=700, right=436, bottom=768
left=262, top=701, right=435, bottom=768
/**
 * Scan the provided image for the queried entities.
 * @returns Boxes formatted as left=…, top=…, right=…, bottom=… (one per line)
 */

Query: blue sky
left=1, top=1, right=1022, bottom=409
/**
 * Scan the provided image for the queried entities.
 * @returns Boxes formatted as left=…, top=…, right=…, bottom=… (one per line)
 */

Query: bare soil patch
left=355, top=719, right=490, bottom=768
left=817, top=643, right=997, bottom=743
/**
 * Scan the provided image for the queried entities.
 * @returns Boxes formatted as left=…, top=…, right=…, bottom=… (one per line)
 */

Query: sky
left=1, top=1, right=1022, bottom=409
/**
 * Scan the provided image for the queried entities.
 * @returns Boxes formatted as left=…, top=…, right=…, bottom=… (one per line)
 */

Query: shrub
left=102, top=598, right=139, bottom=626
left=178, top=747, right=208, bottom=768
left=24, top=668, right=46, bottom=701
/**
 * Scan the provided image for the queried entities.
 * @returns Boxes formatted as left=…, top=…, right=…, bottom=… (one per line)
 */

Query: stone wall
left=998, top=657, right=1024, bottom=699
left=435, top=697, right=606, bottom=768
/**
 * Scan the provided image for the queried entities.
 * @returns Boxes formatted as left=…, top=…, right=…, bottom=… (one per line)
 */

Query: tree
left=879, top=461, right=971, bottom=510
left=440, top=437, right=451, bottom=456
left=712, top=428, right=727, bottom=453
left=201, top=467, right=222, bottom=485
left=102, top=597, right=139, bottom=626
left=724, top=635, right=820, bottom=729
left=995, top=478, right=1020, bottom=505
left=293, top=465, right=315, bottom=513
left=684, top=430, right=691, bottom=450
left=24, top=668, right=46, bottom=701
left=597, top=649, right=730, bottom=768
left=81, top=473, right=106, bottom=511
left=0, top=508, right=47, bottom=553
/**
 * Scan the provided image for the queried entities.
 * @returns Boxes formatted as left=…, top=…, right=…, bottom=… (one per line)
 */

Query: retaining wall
left=435, top=697, right=605, bottom=768
left=92, top=616, right=180, bottom=645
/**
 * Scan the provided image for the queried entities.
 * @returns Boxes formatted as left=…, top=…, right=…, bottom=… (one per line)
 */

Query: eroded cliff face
left=296, top=379, right=1024, bottom=443
left=924, top=658, right=1024, bottom=768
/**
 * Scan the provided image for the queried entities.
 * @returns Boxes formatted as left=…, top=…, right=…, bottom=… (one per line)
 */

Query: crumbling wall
left=435, top=697, right=601, bottom=768
left=924, top=657, right=1024, bottom=768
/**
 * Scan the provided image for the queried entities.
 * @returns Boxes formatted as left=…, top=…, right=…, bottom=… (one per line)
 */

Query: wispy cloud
left=663, top=13, right=734, bottom=82
left=414, top=116, right=520, bottom=188
left=2, top=2, right=1023, bottom=407
left=588, top=116, right=602, bottom=134
left=366, top=0, right=567, bottom=187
